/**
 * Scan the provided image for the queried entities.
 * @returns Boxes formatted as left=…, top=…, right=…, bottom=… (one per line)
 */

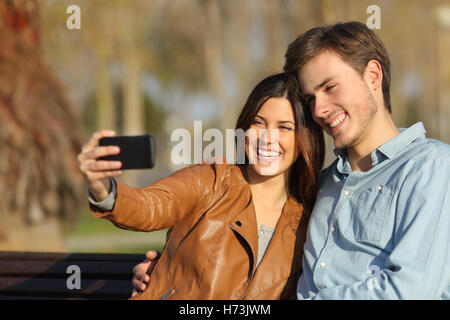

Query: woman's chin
left=249, top=162, right=282, bottom=177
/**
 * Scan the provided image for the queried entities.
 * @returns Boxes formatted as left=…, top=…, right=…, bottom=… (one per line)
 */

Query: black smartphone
left=98, top=135, right=156, bottom=170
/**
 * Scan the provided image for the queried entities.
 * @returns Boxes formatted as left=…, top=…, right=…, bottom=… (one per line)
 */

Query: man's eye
left=325, top=84, right=336, bottom=92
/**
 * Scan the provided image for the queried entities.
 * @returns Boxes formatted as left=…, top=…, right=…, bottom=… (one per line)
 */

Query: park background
left=0, top=0, right=449, bottom=254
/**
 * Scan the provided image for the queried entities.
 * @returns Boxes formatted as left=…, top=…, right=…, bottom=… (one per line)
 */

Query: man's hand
left=131, top=250, right=161, bottom=297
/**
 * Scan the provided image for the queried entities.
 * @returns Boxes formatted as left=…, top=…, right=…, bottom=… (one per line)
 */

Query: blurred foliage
left=40, top=0, right=450, bottom=141
left=82, top=85, right=167, bottom=136
left=1, top=0, right=449, bottom=251
left=0, top=0, right=85, bottom=227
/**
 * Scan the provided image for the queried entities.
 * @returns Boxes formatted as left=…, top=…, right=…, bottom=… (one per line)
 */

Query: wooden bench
left=0, top=251, right=144, bottom=300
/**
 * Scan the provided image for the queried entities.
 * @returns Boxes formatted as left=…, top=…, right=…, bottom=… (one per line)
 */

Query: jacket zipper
left=160, top=288, right=175, bottom=300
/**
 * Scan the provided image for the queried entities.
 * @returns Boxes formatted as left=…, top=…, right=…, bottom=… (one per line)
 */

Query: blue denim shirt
left=298, top=122, right=450, bottom=299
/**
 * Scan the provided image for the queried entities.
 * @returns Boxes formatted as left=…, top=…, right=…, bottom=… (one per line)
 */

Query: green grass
left=64, top=206, right=128, bottom=236
left=75, top=244, right=165, bottom=254
left=63, top=206, right=166, bottom=254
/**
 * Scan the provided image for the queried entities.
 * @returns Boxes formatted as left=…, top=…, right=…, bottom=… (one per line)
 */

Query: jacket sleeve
left=90, top=163, right=221, bottom=232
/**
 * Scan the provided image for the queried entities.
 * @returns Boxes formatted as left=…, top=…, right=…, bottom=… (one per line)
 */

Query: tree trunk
left=121, top=47, right=144, bottom=186
left=95, top=58, right=116, bottom=131
left=227, top=0, right=251, bottom=131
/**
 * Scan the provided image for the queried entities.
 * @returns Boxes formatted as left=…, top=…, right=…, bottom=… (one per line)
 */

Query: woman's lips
left=256, top=148, right=281, bottom=164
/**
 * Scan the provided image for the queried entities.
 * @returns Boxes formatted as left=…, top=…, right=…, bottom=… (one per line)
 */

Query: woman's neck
left=245, top=166, right=289, bottom=208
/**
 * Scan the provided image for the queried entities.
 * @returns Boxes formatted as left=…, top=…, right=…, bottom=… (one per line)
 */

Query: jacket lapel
left=229, top=197, right=258, bottom=274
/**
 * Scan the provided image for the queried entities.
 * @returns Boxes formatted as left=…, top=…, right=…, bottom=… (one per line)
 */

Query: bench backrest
left=0, top=251, right=144, bottom=300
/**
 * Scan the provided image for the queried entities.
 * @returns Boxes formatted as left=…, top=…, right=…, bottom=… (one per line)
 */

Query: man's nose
left=313, top=94, right=332, bottom=119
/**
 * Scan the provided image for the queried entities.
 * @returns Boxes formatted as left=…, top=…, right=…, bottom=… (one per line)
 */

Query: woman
left=78, top=73, right=324, bottom=299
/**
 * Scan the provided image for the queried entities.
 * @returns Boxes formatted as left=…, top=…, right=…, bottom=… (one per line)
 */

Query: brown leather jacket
left=90, top=163, right=309, bottom=300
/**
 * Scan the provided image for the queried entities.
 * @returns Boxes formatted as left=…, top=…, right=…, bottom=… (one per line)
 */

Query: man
left=132, top=21, right=449, bottom=299
left=283, top=21, right=449, bottom=299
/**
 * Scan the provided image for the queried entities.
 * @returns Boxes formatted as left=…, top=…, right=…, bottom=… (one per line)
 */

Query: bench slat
left=0, top=260, right=138, bottom=277
left=0, top=251, right=147, bottom=299
left=0, top=276, right=132, bottom=297
left=0, top=251, right=144, bottom=262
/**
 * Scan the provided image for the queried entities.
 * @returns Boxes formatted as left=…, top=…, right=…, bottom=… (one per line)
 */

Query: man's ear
left=364, top=59, right=383, bottom=91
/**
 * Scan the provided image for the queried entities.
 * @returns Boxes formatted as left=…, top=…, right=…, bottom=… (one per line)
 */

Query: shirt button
left=377, top=185, right=383, bottom=191
left=260, top=230, right=264, bottom=235
left=320, top=262, right=326, bottom=268
left=330, top=226, right=336, bottom=232
left=344, top=190, right=350, bottom=196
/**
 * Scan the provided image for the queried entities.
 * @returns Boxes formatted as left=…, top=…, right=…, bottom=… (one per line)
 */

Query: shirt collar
left=333, top=122, right=426, bottom=173
left=333, top=148, right=351, bottom=174
left=377, top=122, right=426, bottom=159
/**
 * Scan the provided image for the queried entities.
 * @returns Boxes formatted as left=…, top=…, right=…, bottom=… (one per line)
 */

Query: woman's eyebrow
left=278, top=120, right=295, bottom=125
left=256, top=115, right=295, bottom=125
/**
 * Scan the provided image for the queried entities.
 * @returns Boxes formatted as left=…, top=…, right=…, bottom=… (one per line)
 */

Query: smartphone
left=98, top=135, right=156, bottom=170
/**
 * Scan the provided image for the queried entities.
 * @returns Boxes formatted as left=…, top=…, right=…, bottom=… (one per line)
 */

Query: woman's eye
left=252, top=120, right=264, bottom=126
left=280, top=126, right=294, bottom=131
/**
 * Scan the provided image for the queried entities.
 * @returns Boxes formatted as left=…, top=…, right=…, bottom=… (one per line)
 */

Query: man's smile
left=324, top=111, right=348, bottom=134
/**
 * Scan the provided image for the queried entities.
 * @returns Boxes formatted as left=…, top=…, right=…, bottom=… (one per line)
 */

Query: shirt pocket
left=346, top=185, right=394, bottom=243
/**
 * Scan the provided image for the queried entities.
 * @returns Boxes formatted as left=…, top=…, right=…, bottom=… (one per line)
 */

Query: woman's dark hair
left=235, top=73, right=325, bottom=212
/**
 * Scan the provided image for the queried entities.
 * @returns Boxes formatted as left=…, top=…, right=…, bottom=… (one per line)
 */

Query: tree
left=0, top=0, right=85, bottom=251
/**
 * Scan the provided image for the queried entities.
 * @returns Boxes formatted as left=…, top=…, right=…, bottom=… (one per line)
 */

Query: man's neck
left=347, top=114, right=399, bottom=172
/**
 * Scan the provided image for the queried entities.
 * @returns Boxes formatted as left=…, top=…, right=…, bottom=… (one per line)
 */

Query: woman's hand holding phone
left=77, top=130, right=123, bottom=202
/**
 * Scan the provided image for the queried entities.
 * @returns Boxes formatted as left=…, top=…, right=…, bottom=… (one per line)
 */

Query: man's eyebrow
left=303, top=76, right=337, bottom=96
left=314, top=76, right=336, bottom=91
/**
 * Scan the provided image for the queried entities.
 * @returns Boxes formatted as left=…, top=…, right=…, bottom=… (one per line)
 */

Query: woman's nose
left=259, top=128, right=279, bottom=146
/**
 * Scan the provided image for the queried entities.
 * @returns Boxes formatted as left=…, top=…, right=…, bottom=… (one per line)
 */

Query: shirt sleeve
left=307, top=154, right=450, bottom=300
left=87, top=178, right=117, bottom=211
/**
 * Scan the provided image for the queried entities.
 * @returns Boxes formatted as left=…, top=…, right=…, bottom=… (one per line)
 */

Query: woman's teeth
left=330, top=114, right=346, bottom=128
left=258, top=149, right=280, bottom=157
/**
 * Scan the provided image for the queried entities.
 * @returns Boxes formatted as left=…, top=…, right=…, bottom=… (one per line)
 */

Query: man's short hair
left=284, top=21, right=392, bottom=113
